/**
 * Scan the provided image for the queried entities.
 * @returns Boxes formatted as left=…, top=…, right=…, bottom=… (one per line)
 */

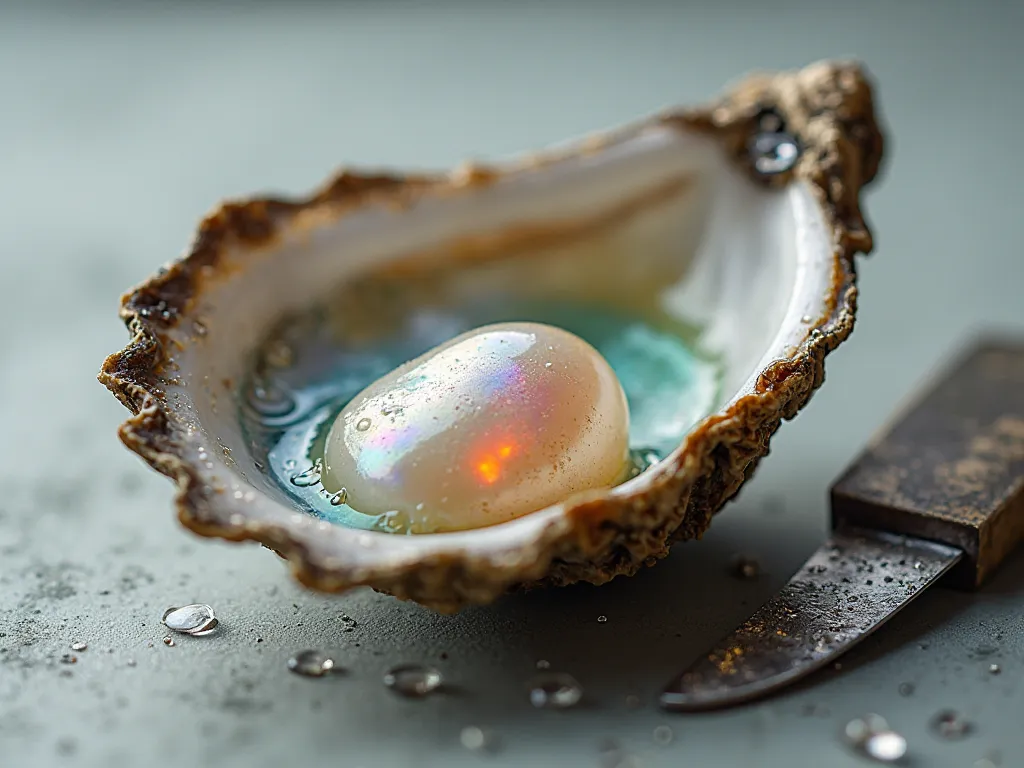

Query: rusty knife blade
left=659, top=527, right=962, bottom=711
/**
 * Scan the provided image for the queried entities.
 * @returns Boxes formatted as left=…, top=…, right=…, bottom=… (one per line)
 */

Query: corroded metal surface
left=660, top=528, right=961, bottom=711
left=832, top=340, right=1024, bottom=588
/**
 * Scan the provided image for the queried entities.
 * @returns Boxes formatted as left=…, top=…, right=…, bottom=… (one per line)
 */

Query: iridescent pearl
left=323, top=322, right=630, bottom=532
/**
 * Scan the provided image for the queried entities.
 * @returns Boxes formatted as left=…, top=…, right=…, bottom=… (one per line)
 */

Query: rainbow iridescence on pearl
left=322, top=322, right=630, bottom=532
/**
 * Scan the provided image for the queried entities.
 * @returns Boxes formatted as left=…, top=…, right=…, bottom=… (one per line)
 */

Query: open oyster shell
left=100, top=60, right=884, bottom=612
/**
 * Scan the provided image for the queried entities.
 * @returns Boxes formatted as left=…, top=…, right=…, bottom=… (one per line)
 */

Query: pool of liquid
left=239, top=296, right=722, bottom=531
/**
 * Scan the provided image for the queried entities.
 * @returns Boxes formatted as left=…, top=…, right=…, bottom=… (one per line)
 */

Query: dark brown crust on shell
left=99, top=60, right=886, bottom=612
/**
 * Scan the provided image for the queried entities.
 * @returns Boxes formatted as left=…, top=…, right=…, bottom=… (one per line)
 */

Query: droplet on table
left=988, top=663, right=1001, bottom=675
left=162, top=604, right=218, bottom=635
left=288, top=649, right=336, bottom=677
left=653, top=725, right=673, bottom=745
left=69, top=641, right=87, bottom=652
left=460, top=726, right=499, bottom=753
left=844, top=714, right=907, bottom=763
left=931, top=709, right=973, bottom=739
left=597, top=615, right=608, bottom=624
left=528, top=672, right=583, bottom=709
left=163, top=636, right=175, bottom=647
left=731, top=555, right=760, bottom=579
left=383, top=664, right=443, bottom=697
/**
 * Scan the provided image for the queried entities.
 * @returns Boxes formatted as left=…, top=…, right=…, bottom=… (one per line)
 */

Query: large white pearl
left=323, top=322, right=630, bottom=532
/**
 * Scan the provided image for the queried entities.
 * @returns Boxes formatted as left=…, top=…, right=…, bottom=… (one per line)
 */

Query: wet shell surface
left=100, top=60, right=885, bottom=612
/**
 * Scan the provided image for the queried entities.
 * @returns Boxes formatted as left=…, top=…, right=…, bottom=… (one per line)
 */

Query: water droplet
left=989, top=663, right=1001, bottom=674
left=731, top=554, right=760, bottom=579
left=544, top=362, right=553, bottom=369
left=460, top=725, right=499, bottom=753
left=844, top=715, right=907, bottom=763
left=535, top=659, right=551, bottom=670
left=60, top=654, right=77, bottom=665
left=528, top=672, right=583, bottom=709
left=898, top=682, right=915, bottom=697
left=330, top=488, right=349, bottom=506
left=653, top=725, right=673, bottom=745
left=356, top=418, right=372, bottom=432
left=126, top=659, right=137, bottom=667
left=383, top=664, right=443, bottom=697
left=749, top=131, right=800, bottom=175
left=931, top=709, right=973, bottom=740
left=69, top=641, right=87, bottom=652
left=801, top=314, right=813, bottom=324
left=290, top=461, right=322, bottom=488
left=287, top=650, right=336, bottom=677
left=597, top=615, right=608, bottom=624
left=162, top=636, right=175, bottom=647
left=194, top=320, right=208, bottom=337
left=285, top=459, right=297, bottom=470
left=162, top=604, right=218, bottom=635
left=247, top=378, right=296, bottom=418
left=339, top=613, right=358, bottom=632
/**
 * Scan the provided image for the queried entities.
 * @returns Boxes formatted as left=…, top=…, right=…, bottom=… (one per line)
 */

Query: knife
left=660, top=337, right=1024, bottom=711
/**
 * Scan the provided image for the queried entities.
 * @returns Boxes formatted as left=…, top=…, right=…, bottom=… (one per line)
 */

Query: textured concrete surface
left=1, top=2, right=1023, bottom=767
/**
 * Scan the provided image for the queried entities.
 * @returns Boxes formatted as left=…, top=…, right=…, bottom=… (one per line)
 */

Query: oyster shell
left=99, top=60, right=885, bottom=612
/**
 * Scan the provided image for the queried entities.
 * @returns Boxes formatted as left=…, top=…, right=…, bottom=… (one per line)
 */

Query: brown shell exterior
left=99, top=60, right=885, bottom=612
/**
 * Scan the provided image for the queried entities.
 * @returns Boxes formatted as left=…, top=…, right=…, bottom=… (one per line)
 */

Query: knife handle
left=830, top=337, right=1024, bottom=589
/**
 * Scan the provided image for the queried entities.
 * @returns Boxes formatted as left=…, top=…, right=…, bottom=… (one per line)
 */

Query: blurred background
left=1, top=2, right=1022, bottom=767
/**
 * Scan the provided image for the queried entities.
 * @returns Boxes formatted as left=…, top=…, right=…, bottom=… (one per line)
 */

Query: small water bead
left=330, top=488, right=349, bottom=506
left=291, top=461, right=323, bottom=488
left=528, top=672, right=583, bottom=709
left=989, top=663, right=1001, bottom=674
left=460, top=726, right=499, bottom=753
left=749, top=130, right=801, bottom=176
left=597, top=615, right=608, bottom=624
left=931, top=709, right=973, bottom=740
left=383, top=664, right=443, bottom=697
left=355, top=418, right=371, bottom=432
left=288, top=650, right=337, bottom=677
left=69, top=642, right=87, bottom=652
left=731, top=555, right=760, bottom=579
left=162, top=636, right=175, bottom=647
left=247, top=379, right=296, bottom=418
left=652, top=725, right=674, bottom=745
left=844, top=715, right=908, bottom=763
left=162, top=604, right=218, bottom=635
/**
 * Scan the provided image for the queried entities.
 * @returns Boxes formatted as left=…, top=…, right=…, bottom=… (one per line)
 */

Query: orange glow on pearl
left=473, top=440, right=519, bottom=485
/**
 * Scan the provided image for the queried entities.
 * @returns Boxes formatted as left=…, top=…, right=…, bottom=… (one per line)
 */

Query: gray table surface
left=2, top=2, right=1023, bottom=766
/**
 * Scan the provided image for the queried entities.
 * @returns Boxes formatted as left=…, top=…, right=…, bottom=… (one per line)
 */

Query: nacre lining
left=323, top=322, right=631, bottom=533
